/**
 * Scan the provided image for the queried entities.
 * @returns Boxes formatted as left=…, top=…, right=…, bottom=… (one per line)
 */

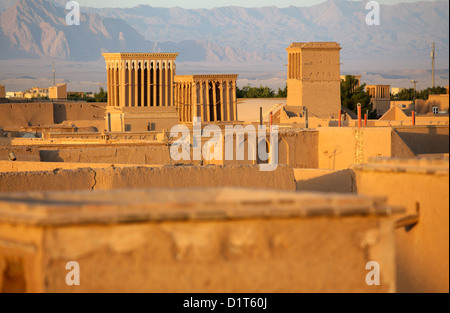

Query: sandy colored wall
left=0, top=102, right=105, bottom=128
left=0, top=161, right=162, bottom=173
left=353, top=157, right=449, bottom=293
left=294, top=168, right=354, bottom=193
left=0, top=103, right=54, bottom=128
left=53, top=103, right=106, bottom=124
left=0, top=165, right=296, bottom=193
left=316, top=126, right=447, bottom=170
left=280, top=131, right=319, bottom=168
left=39, top=144, right=170, bottom=164
left=0, top=145, right=41, bottom=162
left=318, top=127, right=394, bottom=170
left=394, top=126, right=449, bottom=155
left=3, top=126, right=446, bottom=170
left=0, top=188, right=399, bottom=293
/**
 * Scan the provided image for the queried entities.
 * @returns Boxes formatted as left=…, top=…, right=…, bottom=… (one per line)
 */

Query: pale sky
left=73, top=0, right=444, bottom=9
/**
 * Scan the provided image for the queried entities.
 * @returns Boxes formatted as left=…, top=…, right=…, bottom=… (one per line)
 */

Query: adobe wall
left=0, top=145, right=41, bottom=162
left=0, top=188, right=400, bottom=292
left=0, top=165, right=296, bottom=193
left=2, top=126, right=446, bottom=170
left=281, top=131, right=318, bottom=168
left=394, top=126, right=449, bottom=155
left=317, top=127, right=394, bottom=170
left=353, top=157, right=449, bottom=293
left=53, top=103, right=106, bottom=124
left=0, top=103, right=54, bottom=128
left=39, top=144, right=170, bottom=165
left=342, top=117, right=449, bottom=127
left=0, top=161, right=162, bottom=173
left=294, top=169, right=354, bottom=193
left=0, top=161, right=357, bottom=194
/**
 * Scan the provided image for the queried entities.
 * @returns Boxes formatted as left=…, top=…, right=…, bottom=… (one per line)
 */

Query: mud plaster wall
left=318, top=127, right=394, bottom=170
left=354, top=160, right=449, bottom=293
left=39, top=145, right=169, bottom=165
left=294, top=169, right=354, bottom=193
left=0, top=215, right=396, bottom=293
left=0, top=162, right=355, bottom=194
left=53, top=103, right=106, bottom=124
left=0, top=103, right=54, bottom=128
left=0, top=161, right=161, bottom=172
left=2, top=126, right=447, bottom=170
left=394, top=126, right=449, bottom=155
left=0, top=146, right=41, bottom=162
left=0, top=165, right=296, bottom=193
left=0, top=103, right=106, bottom=129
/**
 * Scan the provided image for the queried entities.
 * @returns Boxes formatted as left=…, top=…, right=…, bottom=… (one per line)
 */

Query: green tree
left=394, top=88, right=416, bottom=101
left=392, top=86, right=447, bottom=101
left=94, top=87, right=107, bottom=102
left=236, top=85, right=276, bottom=98
left=340, top=75, right=375, bottom=118
left=276, top=84, right=287, bottom=98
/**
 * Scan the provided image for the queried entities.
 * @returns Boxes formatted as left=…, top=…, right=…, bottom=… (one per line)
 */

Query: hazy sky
left=73, top=0, right=443, bottom=9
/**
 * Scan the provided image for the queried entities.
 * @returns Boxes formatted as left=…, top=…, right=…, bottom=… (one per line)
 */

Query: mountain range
left=0, top=0, right=448, bottom=67
left=0, top=0, right=275, bottom=62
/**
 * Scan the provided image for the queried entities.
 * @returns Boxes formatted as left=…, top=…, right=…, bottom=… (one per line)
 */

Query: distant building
left=366, top=85, right=391, bottom=116
left=102, top=53, right=180, bottom=132
left=391, top=87, right=406, bottom=96
left=6, top=91, right=25, bottom=98
left=174, top=75, right=238, bottom=123
left=49, top=84, right=67, bottom=100
left=25, top=86, right=49, bottom=99
left=286, top=42, right=342, bottom=118
left=0, top=85, right=5, bottom=98
left=426, top=94, right=449, bottom=114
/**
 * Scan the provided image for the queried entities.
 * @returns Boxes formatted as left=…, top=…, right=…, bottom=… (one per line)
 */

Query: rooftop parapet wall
left=1, top=126, right=447, bottom=170
left=0, top=188, right=402, bottom=292
left=0, top=146, right=41, bottom=162
left=0, top=103, right=54, bottom=128
left=317, top=127, right=411, bottom=170
left=394, top=126, right=449, bottom=155
left=0, top=165, right=296, bottom=193
left=353, top=157, right=449, bottom=293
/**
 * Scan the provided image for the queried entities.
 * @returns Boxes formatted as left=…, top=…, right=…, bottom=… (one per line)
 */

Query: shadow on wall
left=395, top=126, right=449, bottom=155
left=39, top=150, right=64, bottom=163
left=294, top=169, right=355, bottom=193
left=53, top=104, right=67, bottom=124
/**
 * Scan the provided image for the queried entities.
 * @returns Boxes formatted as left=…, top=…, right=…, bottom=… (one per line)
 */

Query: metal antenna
left=52, top=58, right=56, bottom=86
left=431, top=42, right=435, bottom=88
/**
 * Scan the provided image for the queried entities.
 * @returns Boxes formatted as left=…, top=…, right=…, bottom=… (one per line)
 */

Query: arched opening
left=144, top=65, right=148, bottom=107
left=209, top=82, right=214, bottom=121
left=215, top=83, right=221, bottom=121
left=131, top=65, right=136, bottom=107
left=115, top=65, right=119, bottom=106
left=125, top=65, right=129, bottom=107
left=150, top=64, right=154, bottom=107
left=156, top=65, right=160, bottom=106
left=137, top=64, right=142, bottom=107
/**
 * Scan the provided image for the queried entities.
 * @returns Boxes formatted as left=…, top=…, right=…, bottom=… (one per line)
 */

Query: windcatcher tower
left=286, top=42, right=342, bottom=118
left=102, top=53, right=180, bottom=132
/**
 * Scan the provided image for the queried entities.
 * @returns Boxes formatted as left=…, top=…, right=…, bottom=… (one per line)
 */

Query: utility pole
left=411, top=80, right=417, bottom=112
left=431, top=42, right=435, bottom=88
